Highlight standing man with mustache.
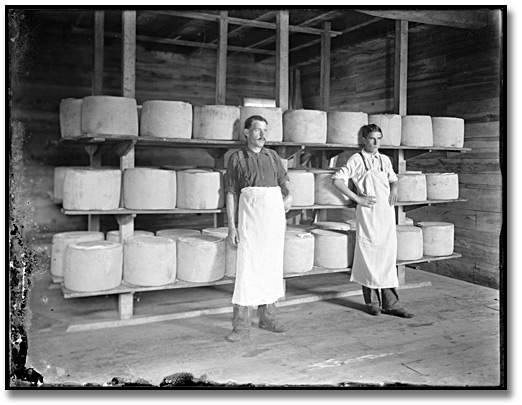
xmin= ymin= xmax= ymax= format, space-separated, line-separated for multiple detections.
xmin=224 ymin=115 xmax=293 ymax=342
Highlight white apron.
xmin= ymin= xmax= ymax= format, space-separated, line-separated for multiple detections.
xmin=350 ymin=161 xmax=398 ymax=288
xmin=232 ymin=186 xmax=286 ymax=306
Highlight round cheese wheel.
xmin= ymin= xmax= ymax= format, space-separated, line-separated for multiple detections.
xmin=308 ymin=169 xmax=350 ymax=205
xmin=64 ymin=241 xmax=122 ymax=292
xmin=106 ymin=230 xmax=154 ymax=242
xmin=62 ymin=168 xmax=121 ymax=210
xmin=53 ymin=166 xmax=88 ymax=203
xmin=156 ymin=229 xmax=201 ymax=241
xmin=432 ymin=117 xmax=465 ymax=148
xmin=202 ymin=227 xmax=237 ymax=277
xmin=239 ymin=107 xmax=283 ymax=142
xmin=288 ymin=169 xmax=315 ymax=206
xmin=123 ymin=168 xmax=177 ymax=209
xmin=140 ymin=100 xmax=192 ymax=139
xmin=313 ymin=222 xmax=356 ymax=267
xmin=177 ymin=235 xmax=225 ymax=282
xmin=123 ymin=236 xmax=176 ymax=286
xmin=314 ymin=221 xmax=352 ymax=231
xmin=397 ymin=172 xmax=427 ymax=202
xmin=327 ymin=111 xmax=368 ymax=145
xmin=368 ymin=114 xmax=402 ymax=146
xmin=81 ymin=96 xmax=139 ymax=136
xmin=51 ymin=231 xmax=105 ymax=279
xmin=401 ymin=115 xmax=433 ymax=147
xmin=192 ymin=105 xmax=240 ymax=140
xmin=283 ymin=109 xmax=327 ymax=143
xmin=176 ymin=169 xmax=224 ymax=209
xmin=311 ymin=229 xmax=349 ymax=269
xmin=425 ymin=173 xmax=459 ymax=200
xmin=283 ymin=230 xmax=314 ymax=274
xmin=417 ymin=222 xmax=454 ymax=256
xmin=396 ymin=225 xmax=423 ymax=261
xmin=59 ymin=98 xmax=83 ymax=138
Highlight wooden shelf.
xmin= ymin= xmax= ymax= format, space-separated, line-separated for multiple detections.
xmin=397 ymin=253 xmax=462 ymax=266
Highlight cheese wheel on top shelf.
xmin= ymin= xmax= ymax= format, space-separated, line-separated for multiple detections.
xmin=396 ymin=225 xmax=423 ymax=261
xmin=368 ymin=114 xmax=402 ymax=146
xmin=397 ymin=172 xmax=427 ymax=202
xmin=81 ymin=96 xmax=138 ymax=136
xmin=106 ymin=230 xmax=154 ymax=242
xmin=283 ymin=229 xmax=314 ymax=275
xmin=202 ymin=227 xmax=237 ymax=277
xmin=177 ymin=235 xmax=225 ymax=282
xmin=425 ymin=173 xmax=459 ymax=200
xmin=193 ymin=105 xmax=240 ymax=140
xmin=62 ymin=168 xmax=121 ymax=210
xmin=401 ymin=115 xmax=433 ymax=147
xmin=417 ymin=222 xmax=454 ymax=257
xmin=239 ymin=107 xmax=283 ymax=142
xmin=123 ymin=168 xmax=177 ymax=209
xmin=59 ymin=98 xmax=83 ymax=138
xmin=327 ymin=111 xmax=368 ymax=145
xmin=176 ymin=169 xmax=224 ymax=209
xmin=432 ymin=117 xmax=465 ymax=148
xmin=140 ymin=100 xmax=192 ymax=139
xmin=283 ymin=109 xmax=327 ymax=143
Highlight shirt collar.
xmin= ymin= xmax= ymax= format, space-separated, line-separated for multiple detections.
xmin=361 ymin=149 xmax=380 ymax=158
xmin=244 ymin=146 xmax=269 ymax=156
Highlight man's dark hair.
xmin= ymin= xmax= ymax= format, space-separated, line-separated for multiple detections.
xmin=244 ymin=115 xmax=268 ymax=130
xmin=361 ymin=123 xmax=383 ymax=138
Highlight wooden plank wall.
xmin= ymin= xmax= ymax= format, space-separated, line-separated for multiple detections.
xmin=300 ymin=14 xmax=503 ymax=289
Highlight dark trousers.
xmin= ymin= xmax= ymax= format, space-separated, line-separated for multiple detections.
xmin=232 ymin=303 xmax=278 ymax=331
xmin=362 ymin=286 xmax=400 ymax=310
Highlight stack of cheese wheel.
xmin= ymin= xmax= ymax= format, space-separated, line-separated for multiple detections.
xmin=59 ymin=98 xmax=83 ymax=138
xmin=140 ymin=100 xmax=192 ymax=139
xmin=176 ymin=169 xmax=224 ymax=209
xmin=53 ymin=166 xmax=85 ymax=203
xmin=193 ymin=105 xmax=240 ymax=140
xmin=64 ymin=241 xmax=123 ymax=292
xmin=288 ymin=169 xmax=315 ymax=206
xmin=283 ymin=109 xmax=327 ymax=143
xmin=62 ymin=168 xmax=121 ymax=210
xmin=327 ymin=111 xmax=368 ymax=145
xmin=123 ymin=236 xmax=176 ymax=286
xmin=397 ymin=171 xmax=427 ymax=202
xmin=396 ymin=225 xmax=423 ymax=261
xmin=368 ymin=114 xmax=402 ymax=146
xmin=81 ymin=96 xmax=139 ymax=136
xmin=417 ymin=222 xmax=454 ymax=256
xmin=106 ymin=230 xmax=154 ymax=242
xmin=311 ymin=229 xmax=349 ymax=269
xmin=123 ymin=168 xmax=177 ymax=209
xmin=156 ymin=229 xmax=201 ymax=241
xmin=283 ymin=229 xmax=314 ymax=275
xmin=401 ymin=115 xmax=433 ymax=147
xmin=432 ymin=117 xmax=465 ymax=148
xmin=239 ymin=107 xmax=283 ymax=142
xmin=314 ymin=221 xmax=355 ymax=267
xmin=308 ymin=169 xmax=350 ymax=205
xmin=51 ymin=231 xmax=105 ymax=281
xmin=202 ymin=227 xmax=237 ymax=277
xmin=425 ymin=173 xmax=459 ymax=200
xmin=177 ymin=235 xmax=225 ymax=282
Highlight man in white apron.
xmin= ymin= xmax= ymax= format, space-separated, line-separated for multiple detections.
xmin=225 ymin=115 xmax=293 ymax=342
xmin=332 ymin=124 xmax=414 ymax=318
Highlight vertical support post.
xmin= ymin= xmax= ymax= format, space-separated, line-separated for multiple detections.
xmin=118 ymin=293 xmax=134 ymax=320
xmin=93 ymin=10 xmax=104 ymax=95
xmin=320 ymin=21 xmax=331 ymax=112
xmin=276 ymin=10 xmax=289 ymax=111
xmin=216 ymin=11 xmax=228 ymax=105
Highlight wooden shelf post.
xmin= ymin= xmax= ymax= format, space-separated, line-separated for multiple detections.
xmin=216 ymin=11 xmax=228 ymax=105
xmin=276 ymin=10 xmax=289 ymax=111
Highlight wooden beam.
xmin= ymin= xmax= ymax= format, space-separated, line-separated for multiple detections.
xmin=394 ymin=20 xmax=408 ymax=116
xmin=216 ymin=11 xmax=228 ymax=105
xmin=92 ymin=10 xmax=104 ymax=95
xmin=210 ymin=11 xmax=276 ymax=44
xmin=122 ymin=10 xmax=136 ymax=98
xmin=320 ymin=21 xmax=331 ymax=111
xmin=276 ymin=10 xmax=289 ymax=111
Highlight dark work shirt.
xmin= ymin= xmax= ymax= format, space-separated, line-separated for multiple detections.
xmin=226 ymin=147 xmax=289 ymax=196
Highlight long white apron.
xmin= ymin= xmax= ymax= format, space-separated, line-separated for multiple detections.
xmin=232 ymin=186 xmax=286 ymax=306
xmin=351 ymin=166 xmax=398 ymax=288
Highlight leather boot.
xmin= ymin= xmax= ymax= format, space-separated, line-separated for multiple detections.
xmin=225 ymin=305 xmax=252 ymax=342
xmin=258 ymin=303 xmax=289 ymax=333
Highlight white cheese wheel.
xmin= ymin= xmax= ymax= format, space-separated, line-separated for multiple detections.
xmin=401 ymin=115 xmax=433 ymax=147
xmin=396 ymin=225 xmax=423 ymax=261
xmin=53 ymin=166 xmax=87 ymax=203
xmin=368 ymin=114 xmax=402 ymax=146
xmin=176 ymin=169 xmax=224 ymax=209
xmin=123 ymin=236 xmax=176 ymax=286
xmin=59 ymin=98 xmax=83 ymax=138
xmin=123 ymin=168 xmax=177 ymax=209
xmin=314 ymin=221 xmax=352 ymax=231
xmin=81 ymin=96 xmax=139 ymax=136
xmin=432 ymin=117 xmax=465 ymax=148
xmin=239 ymin=107 xmax=283 ymax=142
xmin=327 ymin=111 xmax=368 ymax=145
xmin=288 ymin=169 xmax=315 ymax=206
xmin=397 ymin=172 xmax=427 ymax=202
xmin=51 ymin=231 xmax=105 ymax=279
xmin=202 ymin=227 xmax=237 ymax=277
xmin=62 ymin=168 xmax=121 ymax=210
xmin=140 ymin=100 xmax=192 ymax=139
xmin=156 ymin=229 xmax=201 ymax=241
xmin=283 ymin=109 xmax=327 ymax=143
xmin=106 ymin=230 xmax=154 ymax=242
xmin=417 ymin=222 xmax=454 ymax=256
xmin=177 ymin=235 xmax=225 ymax=282
xmin=283 ymin=230 xmax=314 ymax=275
xmin=425 ymin=173 xmax=459 ymax=200
xmin=308 ymin=169 xmax=350 ymax=205
xmin=313 ymin=222 xmax=356 ymax=267
xmin=311 ymin=229 xmax=349 ymax=269
xmin=64 ymin=241 xmax=123 ymax=292
xmin=192 ymin=105 xmax=240 ymax=140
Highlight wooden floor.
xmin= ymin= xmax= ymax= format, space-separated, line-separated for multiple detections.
xmin=25 ymin=265 xmax=501 ymax=388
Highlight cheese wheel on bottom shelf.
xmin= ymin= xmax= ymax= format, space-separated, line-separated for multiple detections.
xmin=62 ymin=168 xmax=121 ymax=210
xmin=156 ymin=229 xmax=201 ymax=241
xmin=311 ymin=229 xmax=349 ymax=269
xmin=177 ymin=235 xmax=225 ymax=282
xmin=425 ymin=173 xmax=459 ymax=200
xmin=313 ymin=222 xmax=355 ymax=267
xmin=396 ymin=225 xmax=423 ymax=261
xmin=283 ymin=229 xmax=315 ymax=275
xmin=202 ymin=227 xmax=237 ymax=277
xmin=81 ymin=95 xmax=139 ymax=136
xmin=106 ymin=230 xmax=154 ymax=242
xmin=417 ymin=222 xmax=454 ymax=257
xmin=64 ymin=241 xmax=123 ymax=292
